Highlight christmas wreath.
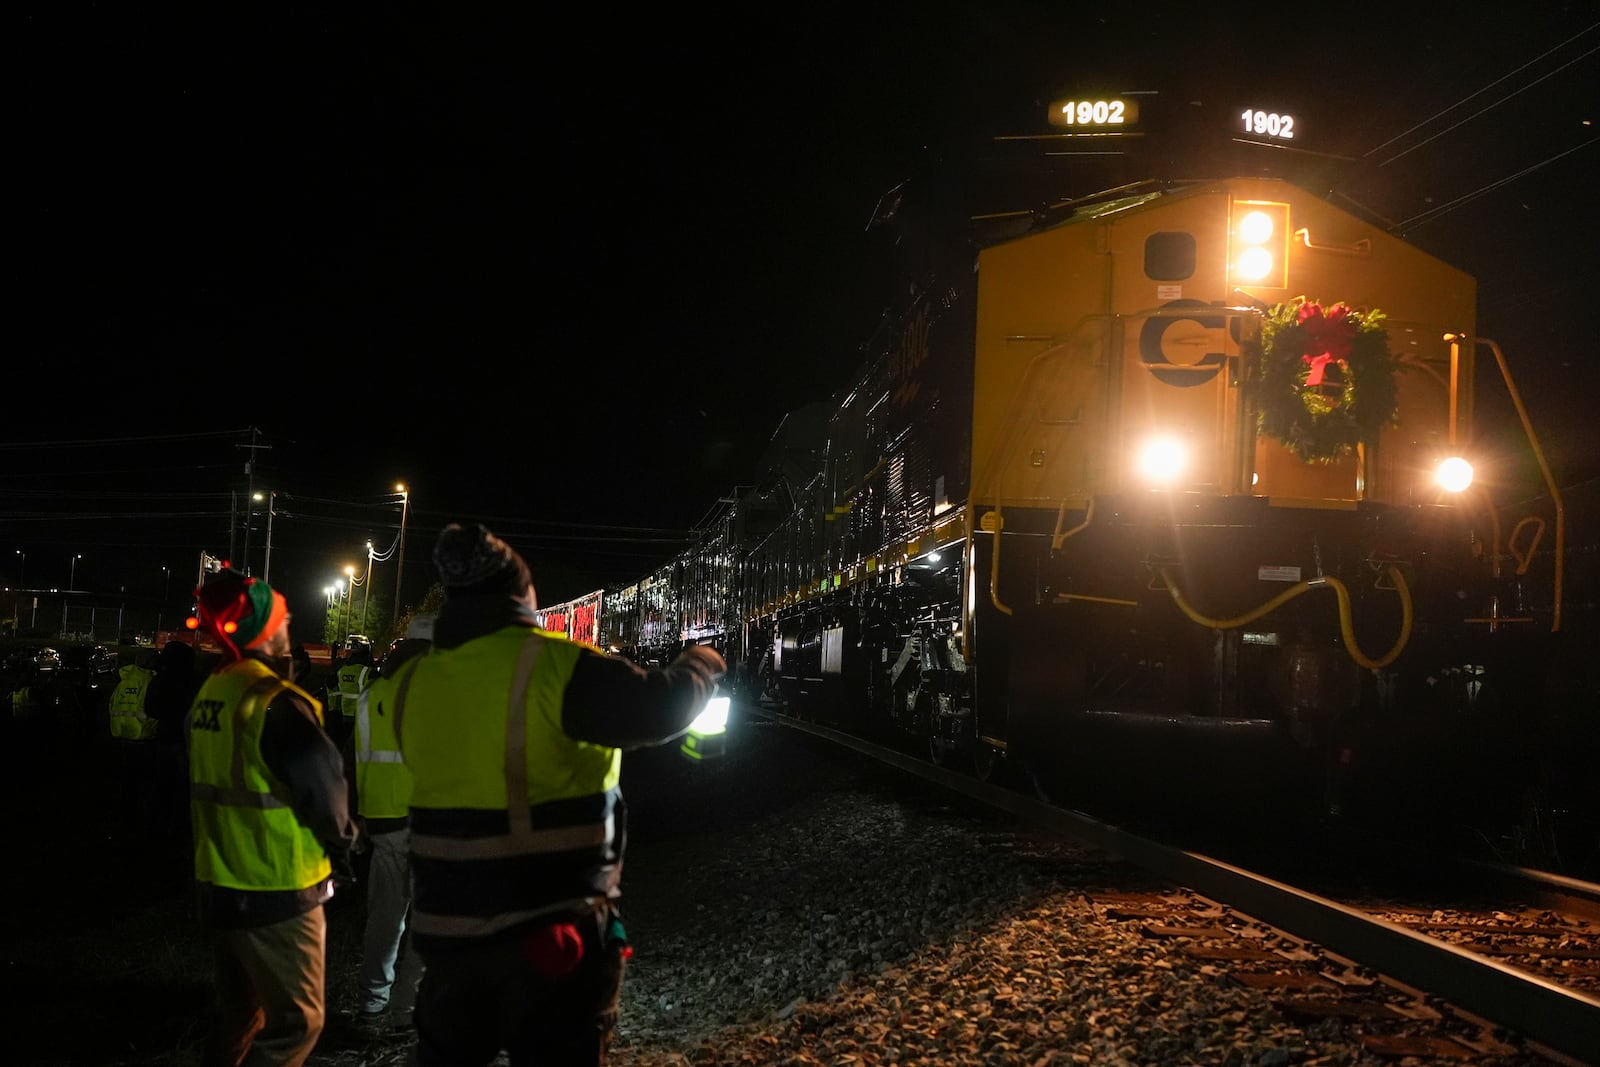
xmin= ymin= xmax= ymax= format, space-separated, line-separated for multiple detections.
xmin=1251 ymin=298 xmax=1399 ymax=463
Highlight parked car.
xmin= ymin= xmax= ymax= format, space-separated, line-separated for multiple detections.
xmin=2 ymin=646 xmax=62 ymax=719
xmin=55 ymin=644 xmax=119 ymax=705
xmin=3 ymin=645 xmax=61 ymax=687
xmin=338 ymin=634 xmax=373 ymax=662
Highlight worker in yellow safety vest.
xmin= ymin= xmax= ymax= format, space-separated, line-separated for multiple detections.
xmin=186 ymin=568 xmax=359 ymax=1066
xmin=347 ymin=614 xmax=435 ymax=1035
xmin=330 ymin=647 xmax=373 ymax=743
xmin=108 ymin=651 xmax=159 ymax=740
xmin=394 ymin=523 xmax=725 ymax=1066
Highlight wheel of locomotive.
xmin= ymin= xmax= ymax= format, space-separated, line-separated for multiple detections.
xmin=925 ymin=689 xmax=963 ymax=769
xmin=972 ymin=739 xmax=1009 ymax=786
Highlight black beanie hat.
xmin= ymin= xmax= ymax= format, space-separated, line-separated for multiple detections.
xmin=433 ymin=523 xmax=535 ymax=600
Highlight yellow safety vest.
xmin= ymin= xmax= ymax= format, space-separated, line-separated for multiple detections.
xmin=11 ymin=686 xmax=39 ymax=718
xmin=109 ymin=664 xmax=158 ymax=740
xmin=355 ymin=672 xmax=412 ymax=820
xmin=396 ymin=627 xmax=617 ymax=941
xmin=188 ymin=658 xmax=333 ymax=892
xmin=336 ymin=662 xmax=369 ymax=720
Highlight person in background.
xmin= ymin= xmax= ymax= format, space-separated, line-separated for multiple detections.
xmin=289 ymin=643 xmax=315 ymax=691
xmin=350 ymin=614 xmax=436 ymax=1036
xmin=395 ymin=523 xmax=726 ymax=1067
xmin=186 ymin=568 xmax=359 ymax=1067
xmin=331 ymin=645 xmax=373 ymax=746
xmin=107 ymin=649 xmax=160 ymax=838
xmin=146 ymin=639 xmax=201 ymax=845
xmin=109 ymin=649 xmax=159 ymax=740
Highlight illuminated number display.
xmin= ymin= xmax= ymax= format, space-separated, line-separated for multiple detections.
xmin=1240 ymin=109 xmax=1295 ymax=139
xmin=1048 ymin=98 xmax=1139 ymax=128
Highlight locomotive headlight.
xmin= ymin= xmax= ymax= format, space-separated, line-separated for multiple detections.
xmin=1238 ymin=210 xmax=1275 ymax=243
xmin=1230 ymin=199 xmax=1290 ymax=288
xmin=1435 ymin=456 xmax=1474 ymax=493
xmin=1135 ymin=435 xmax=1189 ymax=484
xmin=1235 ymin=247 xmax=1274 ymax=281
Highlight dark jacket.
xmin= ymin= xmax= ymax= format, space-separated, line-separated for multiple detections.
xmin=146 ymin=642 xmax=200 ymax=749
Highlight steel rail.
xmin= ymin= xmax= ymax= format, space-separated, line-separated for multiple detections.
xmin=752 ymin=708 xmax=1600 ymax=1065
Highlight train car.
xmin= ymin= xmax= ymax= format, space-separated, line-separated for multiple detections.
xmin=577 ymin=101 xmax=1582 ymax=855
xmin=532 ymin=588 xmax=603 ymax=648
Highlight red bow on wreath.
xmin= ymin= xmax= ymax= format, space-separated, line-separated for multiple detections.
xmin=1297 ymin=301 xmax=1356 ymax=388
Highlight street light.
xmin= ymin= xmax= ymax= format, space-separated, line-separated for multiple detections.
xmin=394 ymin=483 xmax=410 ymax=614
xmin=14 ymin=550 xmax=24 ymax=587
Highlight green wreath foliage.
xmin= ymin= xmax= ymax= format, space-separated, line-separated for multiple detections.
xmin=1250 ymin=298 xmax=1399 ymax=463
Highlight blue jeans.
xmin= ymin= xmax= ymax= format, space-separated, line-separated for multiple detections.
xmin=359 ymin=828 xmax=423 ymax=1015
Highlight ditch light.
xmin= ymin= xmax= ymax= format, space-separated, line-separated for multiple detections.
xmin=679 ymin=694 xmax=730 ymax=762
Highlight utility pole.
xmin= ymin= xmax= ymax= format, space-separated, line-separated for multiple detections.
xmin=361 ymin=541 xmax=373 ymax=634
xmin=394 ymin=484 xmax=409 ymax=614
xmin=236 ymin=427 xmax=271 ymax=575
xmin=255 ymin=490 xmax=278 ymax=582
xmin=343 ymin=566 xmax=356 ymax=643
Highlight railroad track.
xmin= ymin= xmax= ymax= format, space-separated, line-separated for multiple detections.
xmin=746 ymin=705 xmax=1600 ymax=1065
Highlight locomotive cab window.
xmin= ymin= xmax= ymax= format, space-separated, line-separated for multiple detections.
xmin=1144 ymin=232 xmax=1196 ymax=281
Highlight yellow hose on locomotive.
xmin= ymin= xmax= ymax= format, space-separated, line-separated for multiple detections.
xmin=1158 ymin=564 xmax=1414 ymax=670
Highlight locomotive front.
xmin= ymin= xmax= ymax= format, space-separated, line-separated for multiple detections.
xmin=972 ymin=178 xmax=1557 ymax=829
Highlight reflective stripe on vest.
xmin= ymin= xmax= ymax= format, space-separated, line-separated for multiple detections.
xmin=355 ymin=673 xmax=412 ymax=820
xmin=188 ymin=659 xmax=333 ymax=892
xmin=395 ymin=628 xmax=619 ymax=939
xmin=109 ymin=664 xmax=158 ymax=740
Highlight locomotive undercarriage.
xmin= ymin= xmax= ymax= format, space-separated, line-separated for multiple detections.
xmin=984 ymin=493 xmax=1551 ymax=835
xmin=757 ymin=489 xmax=1551 ymax=842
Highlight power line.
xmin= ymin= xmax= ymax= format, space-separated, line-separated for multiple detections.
xmin=1364 ymin=23 xmax=1599 ymax=161
xmin=0 ymin=428 xmax=251 ymax=450
xmin=1378 ymin=45 xmax=1599 ymax=168
xmin=1393 ymin=137 xmax=1598 ymax=231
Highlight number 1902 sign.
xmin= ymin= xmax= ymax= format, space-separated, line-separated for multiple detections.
xmin=1240 ymin=108 xmax=1295 ymax=140
xmin=1048 ymin=97 xmax=1139 ymax=129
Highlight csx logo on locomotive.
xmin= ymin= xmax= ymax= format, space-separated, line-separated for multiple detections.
xmin=1137 ymin=298 xmax=1229 ymax=387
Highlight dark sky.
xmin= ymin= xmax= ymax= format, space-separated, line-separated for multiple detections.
xmin=9 ymin=5 xmax=1599 ymax=620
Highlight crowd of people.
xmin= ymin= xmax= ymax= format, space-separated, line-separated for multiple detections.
xmin=20 ymin=522 xmax=728 ymax=1067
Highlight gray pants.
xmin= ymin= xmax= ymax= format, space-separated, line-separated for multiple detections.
xmin=359 ymin=827 xmax=424 ymax=1015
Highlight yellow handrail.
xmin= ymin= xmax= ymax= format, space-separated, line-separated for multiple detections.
xmin=988 ymin=510 xmax=1012 ymax=616
xmin=1448 ymin=335 xmax=1563 ymax=632
xmin=1158 ymin=564 xmax=1414 ymax=670
xmin=1508 ymin=516 xmax=1546 ymax=577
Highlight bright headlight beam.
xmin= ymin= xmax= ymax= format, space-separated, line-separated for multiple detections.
xmin=1136 ymin=436 xmax=1188 ymax=483
xmin=1436 ymin=456 xmax=1474 ymax=493
xmin=1239 ymin=210 xmax=1275 ymax=243
xmin=1236 ymin=247 xmax=1273 ymax=281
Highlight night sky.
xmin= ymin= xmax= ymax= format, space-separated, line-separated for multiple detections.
xmin=10 ymin=5 xmax=1599 ymax=624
